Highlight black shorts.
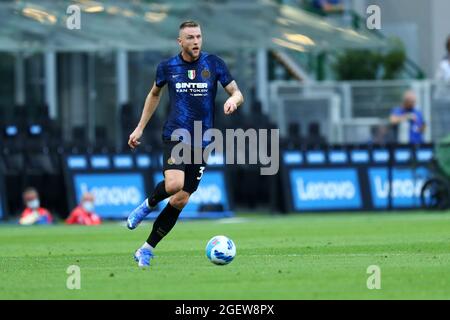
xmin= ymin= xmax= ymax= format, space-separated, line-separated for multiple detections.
xmin=162 ymin=140 xmax=209 ymax=194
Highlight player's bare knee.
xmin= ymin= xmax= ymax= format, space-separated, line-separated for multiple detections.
xmin=170 ymin=193 xmax=190 ymax=209
xmin=165 ymin=180 xmax=184 ymax=195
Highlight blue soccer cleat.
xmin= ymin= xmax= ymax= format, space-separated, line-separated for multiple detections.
xmin=127 ymin=200 xmax=152 ymax=230
xmin=134 ymin=248 xmax=154 ymax=267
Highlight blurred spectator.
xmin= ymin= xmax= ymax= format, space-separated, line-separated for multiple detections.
xmin=66 ymin=193 xmax=101 ymax=226
xmin=19 ymin=187 xmax=53 ymax=225
xmin=389 ymin=91 xmax=425 ymax=144
xmin=312 ymin=0 xmax=344 ymax=14
xmin=435 ymin=35 xmax=450 ymax=82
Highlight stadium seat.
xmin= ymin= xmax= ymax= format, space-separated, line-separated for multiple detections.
xmin=304 ymin=122 xmax=327 ymax=147
xmin=93 ymin=126 xmax=112 ymax=153
xmin=13 ymin=105 xmax=27 ymax=128
xmin=69 ymin=126 xmax=89 ymax=153
xmin=286 ymin=122 xmax=303 ymax=149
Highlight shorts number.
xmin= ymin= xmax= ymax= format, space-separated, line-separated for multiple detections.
xmin=197 ymin=166 xmax=205 ymax=180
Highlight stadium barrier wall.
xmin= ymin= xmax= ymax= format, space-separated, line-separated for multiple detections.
xmin=281 ymin=145 xmax=434 ymax=212
xmin=270 ymin=80 xmax=450 ymax=144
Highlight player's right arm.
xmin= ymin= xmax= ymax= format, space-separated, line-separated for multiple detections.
xmin=389 ymin=112 xmax=416 ymax=125
xmin=389 ymin=113 xmax=405 ymax=124
xmin=128 ymin=83 xmax=163 ymax=149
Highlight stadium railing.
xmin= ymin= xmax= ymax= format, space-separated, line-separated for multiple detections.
xmin=270 ymin=80 xmax=450 ymax=144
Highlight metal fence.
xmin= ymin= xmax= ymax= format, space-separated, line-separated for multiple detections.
xmin=269 ymin=80 xmax=450 ymax=144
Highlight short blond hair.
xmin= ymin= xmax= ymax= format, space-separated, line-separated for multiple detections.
xmin=179 ymin=20 xmax=200 ymax=30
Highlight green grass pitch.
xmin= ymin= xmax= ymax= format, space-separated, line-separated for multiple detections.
xmin=0 ymin=211 xmax=449 ymax=299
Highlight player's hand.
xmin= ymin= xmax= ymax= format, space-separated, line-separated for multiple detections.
xmin=224 ymin=99 xmax=237 ymax=115
xmin=128 ymin=128 xmax=143 ymax=149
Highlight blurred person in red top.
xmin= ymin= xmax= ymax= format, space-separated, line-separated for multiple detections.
xmin=66 ymin=192 xmax=101 ymax=225
xmin=19 ymin=187 xmax=53 ymax=225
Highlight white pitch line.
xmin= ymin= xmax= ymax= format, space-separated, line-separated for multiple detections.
xmin=216 ymin=217 xmax=252 ymax=224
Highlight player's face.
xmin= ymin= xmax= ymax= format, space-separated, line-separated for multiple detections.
xmin=23 ymin=191 xmax=38 ymax=203
xmin=178 ymin=27 xmax=202 ymax=60
xmin=403 ymin=95 xmax=416 ymax=110
xmin=23 ymin=191 xmax=40 ymax=209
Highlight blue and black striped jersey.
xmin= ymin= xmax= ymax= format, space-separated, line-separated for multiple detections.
xmin=155 ymin=51 xmax=233 ymax=147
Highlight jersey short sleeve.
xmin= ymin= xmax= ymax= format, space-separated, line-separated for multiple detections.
xmin=155 ymin=62 xmax=167 ymax=88
xmin=215 ymin=57 xmax=234 ymax=88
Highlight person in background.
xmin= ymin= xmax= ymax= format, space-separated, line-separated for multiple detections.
xmin=436 ymin=35 xmax=450 ymax=83
xmin=389 ymin=90 xmax=426 ymax=144
xmin=434 ymin=35 xmax=450 ymax=100
xmin=66 ymin=192 xmax=101 ymax=225
xmin=19 ymin=187 xmax=53 ymax=225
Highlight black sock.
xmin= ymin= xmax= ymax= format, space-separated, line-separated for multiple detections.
xmin=148 ymin=181 xmax=170 ymax=207
xmin=147 ymin=203 xmax=182 ymax=248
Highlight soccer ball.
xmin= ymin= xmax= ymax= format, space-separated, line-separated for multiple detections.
xmin=205 ymin=235 xmax=236 ymax=265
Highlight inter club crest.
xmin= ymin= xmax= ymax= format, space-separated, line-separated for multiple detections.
xmin=201 ymin=68 xmax=210 ymax=79
xmin=187 ymin=70 xmax=196 ymax=80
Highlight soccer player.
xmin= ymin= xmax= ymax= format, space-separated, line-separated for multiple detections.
xmin=126 ymin=20 xmax=244 ymax=267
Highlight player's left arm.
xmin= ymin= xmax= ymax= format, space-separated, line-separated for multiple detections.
xmin=223 ymin=80 xmax=244 ymax=115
